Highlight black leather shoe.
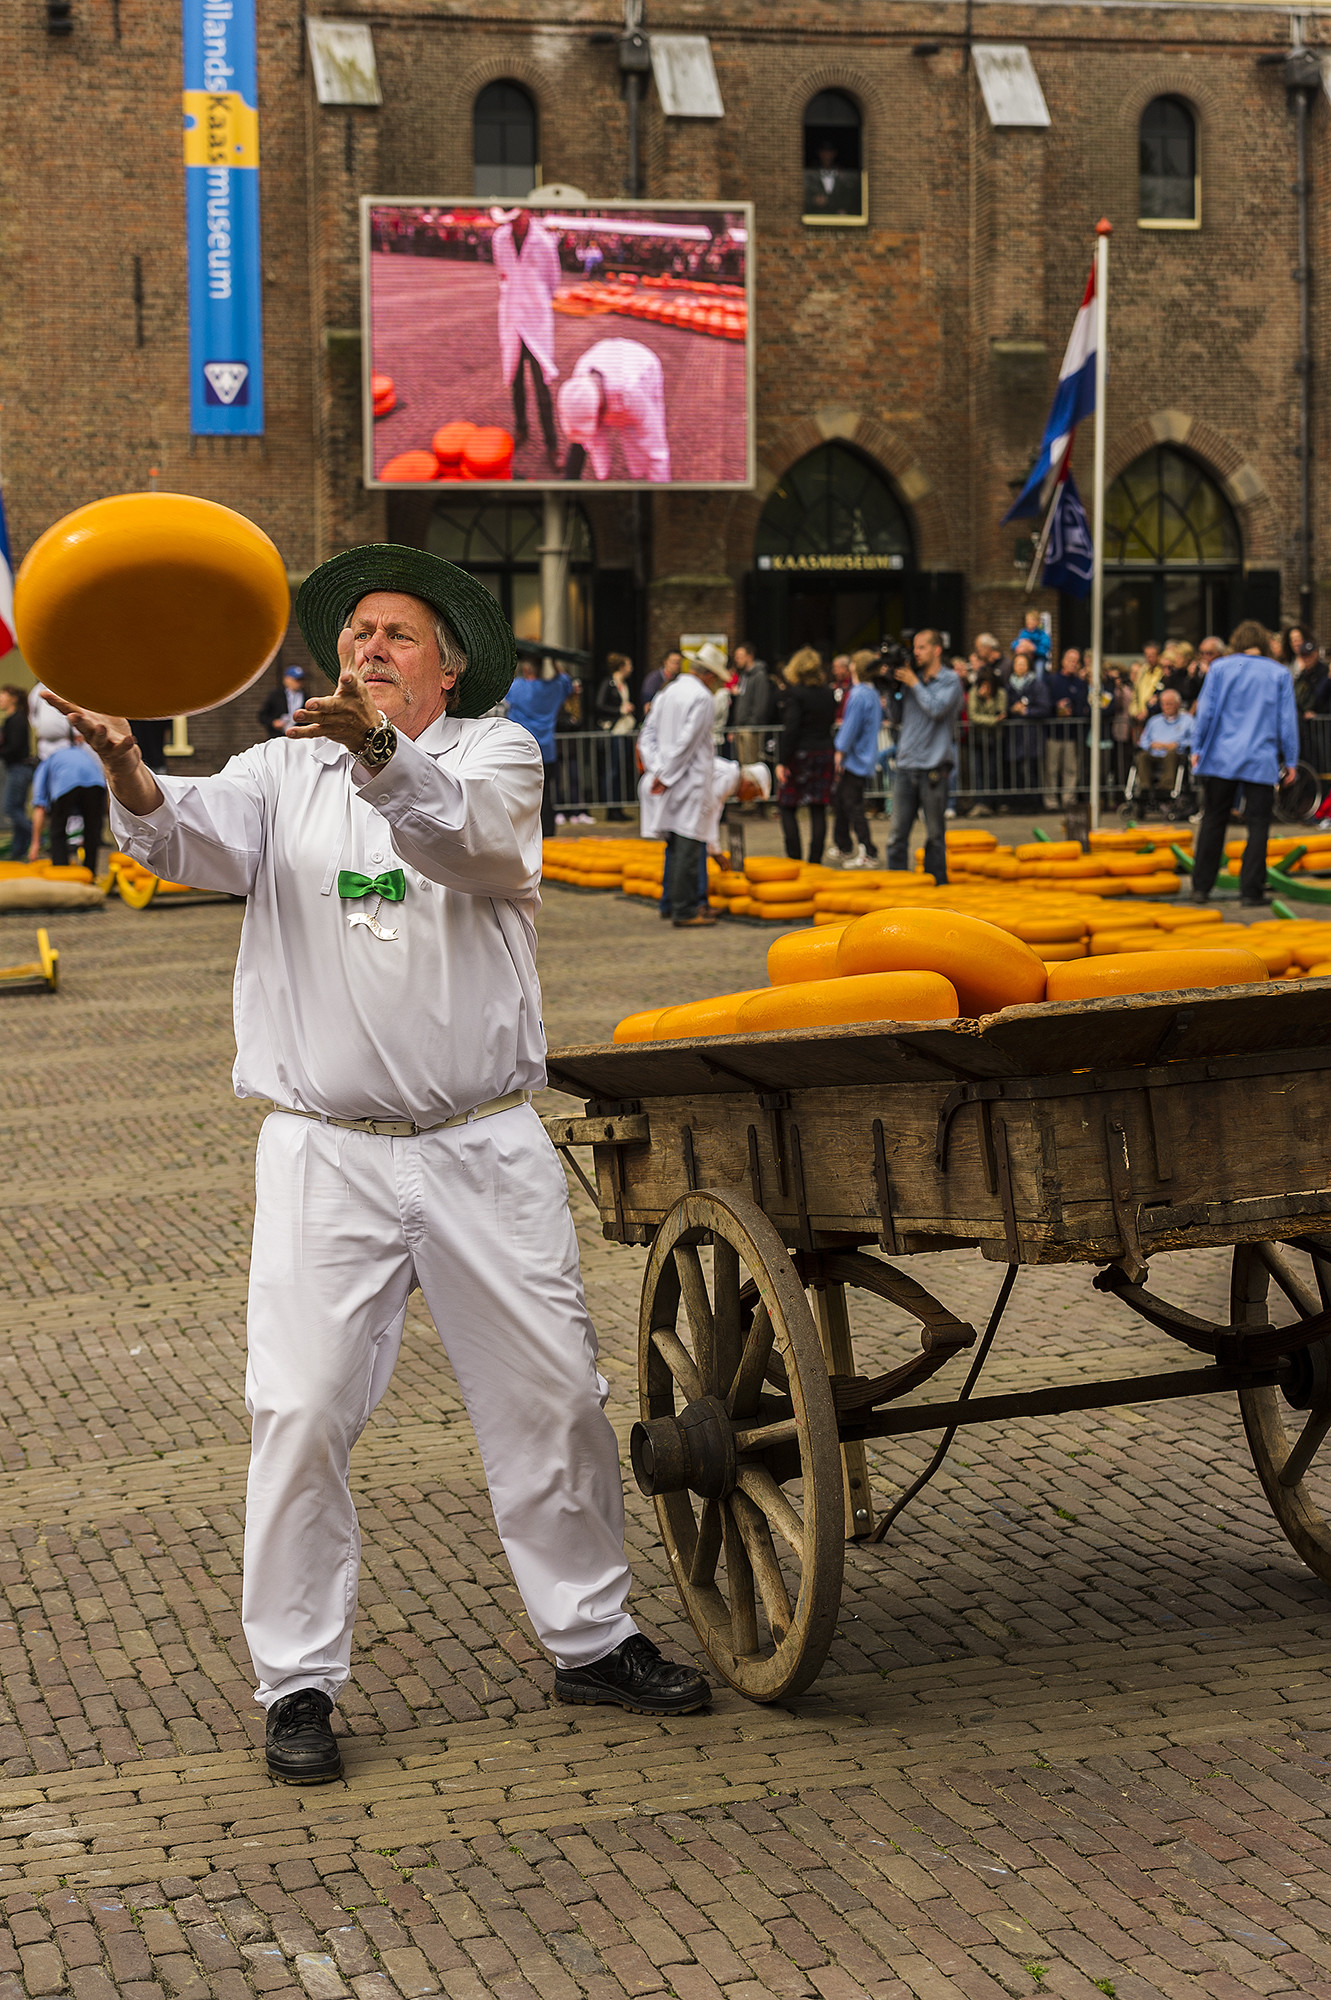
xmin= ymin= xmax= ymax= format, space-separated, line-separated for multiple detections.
xmin=554 ymin=1635 xmax=711 ymax=1715
xmin=265 ymin=1688 xmax=343 ymax=1783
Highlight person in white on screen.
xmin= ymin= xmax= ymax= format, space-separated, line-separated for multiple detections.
xmin=491 ymin=209 xmax=562 ymax=462
xmin=556 ymin=337 xmax=671 ymax=483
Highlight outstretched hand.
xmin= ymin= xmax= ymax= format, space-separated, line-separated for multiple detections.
xmin=39 ymin=693 xmax=139 ymax=773
xmin=287 ymin=665 xmax=380 ymax=751
xmin=38 ymin=693 xmax=162 ymax=816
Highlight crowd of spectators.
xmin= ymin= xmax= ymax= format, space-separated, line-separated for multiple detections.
xmin=372 ymin=208 xmax=745 ymax=285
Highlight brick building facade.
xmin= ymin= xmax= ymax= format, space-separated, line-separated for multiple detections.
xmin=2 ymin=0 xmax=1326 ymax=771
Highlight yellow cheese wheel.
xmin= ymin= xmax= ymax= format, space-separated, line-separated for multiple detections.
xmin=835 ymin=907 xmax=1046 ymax=1016
xmin=756 ymin=899 xmax=817 ymax=920
xmin=1090 ymin=930 xmax=1164 ymax=955
xmin=654 ymin=991 xmax=767 ymax=1039
xmin=751 ymin=878 xmax=820 ymax=904
xmin=727 ymin=896 xmax=753 ymax=915
xmin=1015 ymin=841 xmax=1082 ymax=862
xmin=766 ymin=921 xmax=854 ymax=985
xmin=737 ymin=970 xmax=959 ymax=1033
xmin=1040 ymin=858 xmax=1109 ymax=879
xmin=1037 ymin=940 xmax=1088 ymax=961
xmin=612 ymin=1008 xmax=671 ymax=1043
xmin=744 ymin=857 xmax=802 ymax=883
xmin=999 ymin=917 xmax=1087 ymax=944
xmin=1304 ymin=961 xmax=1331 ymax=977
xmin=1044 ymin=947 xmax=1268 ymax=1003
xmin=1125 ymin=873 xmax=1181 ymax=895
xmin=1152 ymin=907 xmax=1225 ymax=929
xmin=715 ymin=872 xmax=747 ymax=896
xmin=1089 ymin=828 xmax=1160 ymax=850
xmin=1101 ymin=853 xmax=1170 ymax=876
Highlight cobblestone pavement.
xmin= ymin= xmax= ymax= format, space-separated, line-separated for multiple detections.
xmin=3 ymin=889 xmax=1331 ymax=2000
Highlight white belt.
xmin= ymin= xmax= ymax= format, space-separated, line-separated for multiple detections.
xmin=269 ymin=1088 xmax=532 ymax=1139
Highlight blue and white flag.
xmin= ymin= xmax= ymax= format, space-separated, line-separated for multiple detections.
xmin=1041 ymin=472 xmax=1094 ymax=598
xmin=1002 ymin=263 xmax=1097 ymax=522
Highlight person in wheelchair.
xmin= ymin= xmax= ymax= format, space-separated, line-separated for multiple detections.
xmin=1132 ymin=689 xmax=1194 ymax=818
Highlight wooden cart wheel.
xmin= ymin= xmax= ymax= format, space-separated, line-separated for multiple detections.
xmin=1234 ymin=1235 xmax=1331 ymax=1582
xmin=633 ymin=1188 xmax=844 ymax=1702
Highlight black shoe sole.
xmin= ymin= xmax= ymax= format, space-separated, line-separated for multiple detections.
xmin=266 ymin=1755 xmax=344 ymax=1784
xmin=554 ymin=1680 xmax=711 ymax=1716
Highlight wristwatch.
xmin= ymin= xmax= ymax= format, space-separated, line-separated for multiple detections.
xmin=359 ymin=712 xmax=397 ymax=772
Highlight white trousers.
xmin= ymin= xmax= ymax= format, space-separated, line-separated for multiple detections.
xmin=242 ymin=1105 xmax=637 ymax=1707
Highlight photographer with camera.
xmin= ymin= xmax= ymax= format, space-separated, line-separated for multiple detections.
xmin=883 ymin=628 xmax=964 ymax=885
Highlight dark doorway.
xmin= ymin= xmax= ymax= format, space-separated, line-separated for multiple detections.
xmin=748 ymin=441 xmax=961 ymax=662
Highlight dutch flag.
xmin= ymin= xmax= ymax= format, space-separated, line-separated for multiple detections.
xmin=0 ymin=489 xmax=12 ymax=658
xmin=1003 ymin=261 xmax=1098 ymax=522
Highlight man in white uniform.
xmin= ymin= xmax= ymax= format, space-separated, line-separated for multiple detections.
xmin=639 ymin=644 xmax=729 ymax=927
xmin=492 ymin=210 xmax=562 ymax=462
xmin=557 ymin=337 xmax=671 ymax=483
xmin=51 ymin=544 xmax=709 ymax=1783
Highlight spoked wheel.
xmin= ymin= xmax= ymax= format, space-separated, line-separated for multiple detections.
xmin=1235 ymin=1235 xmax=1331 ymax=1581
xmin=633 ymin=1189 xmax=844 ymax=1702
xmin=1274 ymin=762 xmax=1324 ymax=824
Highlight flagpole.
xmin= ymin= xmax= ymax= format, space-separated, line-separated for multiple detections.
xmin=1088 ymin=219 xmax=1111 ymax=831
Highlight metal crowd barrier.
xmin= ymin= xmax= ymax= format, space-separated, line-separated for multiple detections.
xmin=541 ymin=717 xmax=1331 ymax=821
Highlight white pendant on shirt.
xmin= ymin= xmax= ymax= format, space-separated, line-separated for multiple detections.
xmin=347 ymin=896 xmax=399 ymax=942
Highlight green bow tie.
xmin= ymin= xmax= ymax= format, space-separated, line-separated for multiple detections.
xmin=338 ymin=869 xmax=406 ymax=903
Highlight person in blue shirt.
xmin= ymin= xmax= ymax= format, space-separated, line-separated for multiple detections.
xmin=29 ymin=734 xmax=108 ymax=874
xmin=1190 ymin=621 xmax=1300 ymax=906
xmin=504 ymin=661 xmax=573 ymax=836
xmin=886 ymin=629 xmax=965 ymax=884
xmin=1134 ymin=688 xmax=1194 ymax=816
xmin=1012 ymin=613 xmax=1051 ymax=672
xmin=832 ymin=656 xmax=883 ymax=865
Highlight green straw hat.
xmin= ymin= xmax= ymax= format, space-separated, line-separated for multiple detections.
xmin=295 ymin=544 xmax=517 ymax=719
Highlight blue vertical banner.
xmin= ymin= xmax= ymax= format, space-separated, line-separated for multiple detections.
xmin=182 ymin=0 xmax=264 ymax=435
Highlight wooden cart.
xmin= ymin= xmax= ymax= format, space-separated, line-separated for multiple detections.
xmin=544 ymin=981 xmax=1331 ymax=1702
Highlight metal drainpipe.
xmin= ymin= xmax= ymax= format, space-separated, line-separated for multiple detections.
xmin=1285 ymin=38 xmax=1321 ymax=627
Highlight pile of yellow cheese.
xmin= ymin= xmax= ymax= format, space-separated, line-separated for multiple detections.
xmin=612 ymin=887 xmax=1317 ymax=1041
xmin=542 ymin=837 xmax=665 ymax=890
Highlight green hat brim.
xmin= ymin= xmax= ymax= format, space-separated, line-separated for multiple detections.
xmin=295 ymin=544 xmax=517 ymax=719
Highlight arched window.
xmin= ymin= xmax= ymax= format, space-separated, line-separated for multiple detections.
xmin=1139 ymin=95 xmax=1197 ymax=227
xmin=428 ymin=501 xmax=592 ymax=648
xmin=473 ymin=81 xmax=539 ymax=200
xmin=802 ymin=90 xmax=865 ymax=225
xmin=757 ymin=442 xmax=911 ymax=564
xmin=1102 ymin=446 xmax=1240 ymax=651
xmin=753 ymin=443 xmax=916 ymax=657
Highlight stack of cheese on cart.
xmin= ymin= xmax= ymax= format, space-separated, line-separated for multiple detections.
xmin=613 ymin=826 xmax=1329 ymax=1041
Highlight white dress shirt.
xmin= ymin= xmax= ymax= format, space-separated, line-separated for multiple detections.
xmin=492 ymin=219 xmax=562 ymax=385
xmin=109 ymin=715 xmax=547 ymax=1123
xmin=563 ymin=338 xmax=671 ymax=483
xmin=638 ymin=674 xmax=716 ymax=843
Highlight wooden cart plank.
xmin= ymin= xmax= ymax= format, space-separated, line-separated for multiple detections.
xmin=972 ymin=978 xmax=1331 ymax=1074
xmin=543 ymin=1021 xmax=1021 ymax=1103
xmin=546 ymin=981 xmax=1331 ymax=1109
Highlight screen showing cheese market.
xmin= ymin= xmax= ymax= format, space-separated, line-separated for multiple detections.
xmin=362 ymin=199 xmax=753 ymax=491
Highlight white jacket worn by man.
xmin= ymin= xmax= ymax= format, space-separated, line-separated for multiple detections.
xmin=75 ymin=543 xmax=710 ymax=1786
xmin=557 ymin=337 xmax=671 ymax=482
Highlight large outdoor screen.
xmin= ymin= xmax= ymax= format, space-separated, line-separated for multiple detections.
xmin=361 ymin=198 xmax=754 ymax=491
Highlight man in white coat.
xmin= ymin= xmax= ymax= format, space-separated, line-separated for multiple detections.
xmin=557 ymin=337 xmax=671 ymax=483
xmin=50 ymin=544 xmax=709 ymax=1785
xmin=639 ymin=643 xmax=730 ymax=927
xmin=492 ymin=210 xmax=562 ymax=461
